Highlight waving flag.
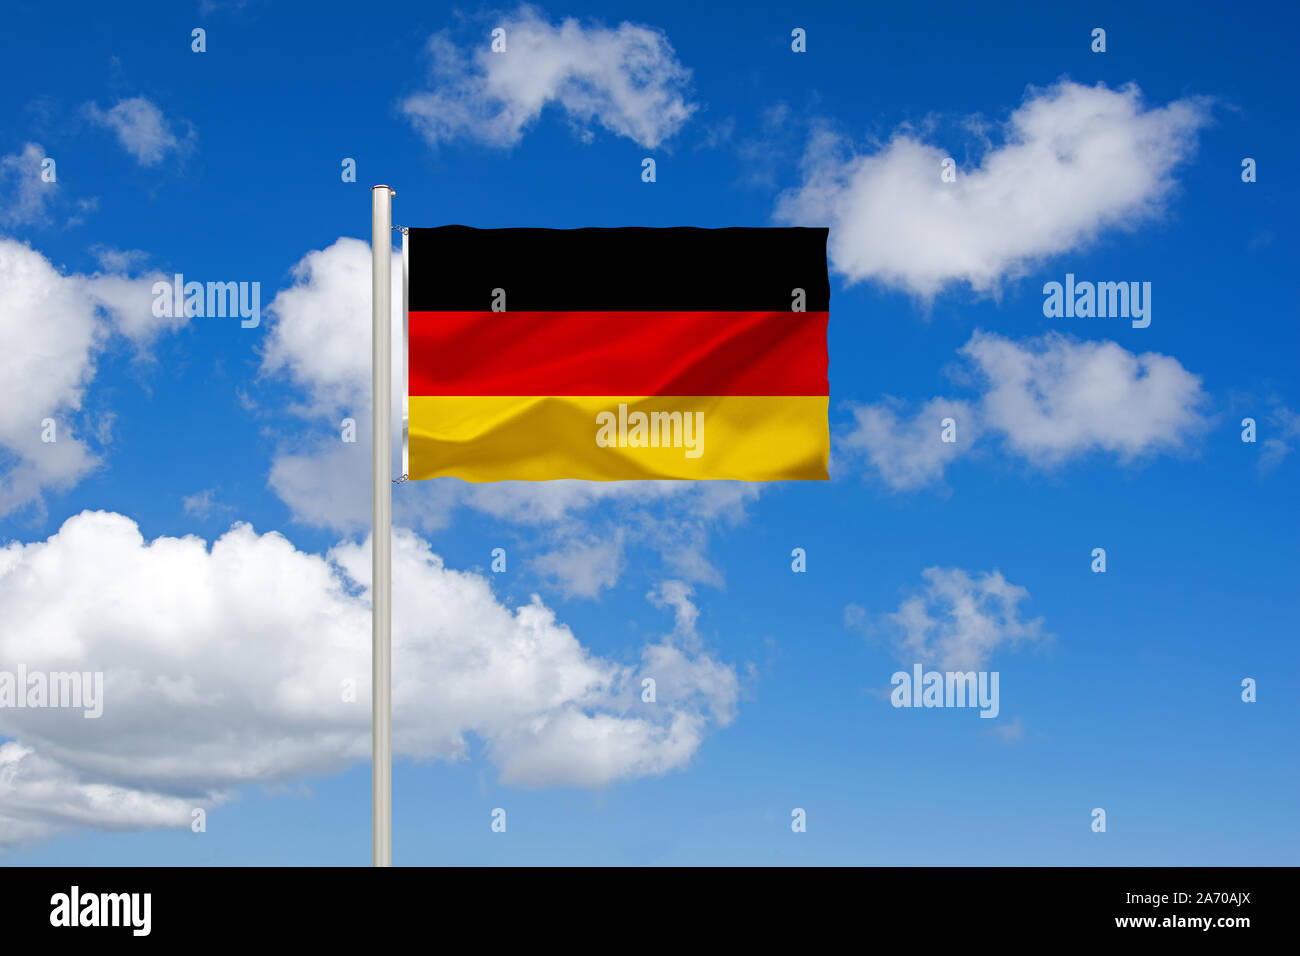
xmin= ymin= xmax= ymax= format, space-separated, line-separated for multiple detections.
xmin=404 ymin=226 xmax=829 ymax=482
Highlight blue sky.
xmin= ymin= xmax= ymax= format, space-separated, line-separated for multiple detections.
xmin=0 ymin=0 xmax=1297 ymax=864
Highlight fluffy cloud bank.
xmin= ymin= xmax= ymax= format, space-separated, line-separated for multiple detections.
xmin=776 ymin=80 xmax=1211 ymax=298
xmin=0 ymin=239 xmax=184 ymax=517
xmin=0 ymin=511 xmax=739 ymax=846
xmin=841 ymin=331 xmax=1211 ymax=490
xmin=402 ymin=5 xmax=696 ymax=149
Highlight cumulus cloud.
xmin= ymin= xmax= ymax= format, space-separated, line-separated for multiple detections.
xmin=259 ymin=236 xmax=758 ymax=587
xmin=0 ymin=511 xmax=740 ymax=845
xmin=402 ymin=5 xmax=696 ymax=149
xmin=261 ymin=237 xmax=397 ymax=417
xmin=840 ymin=331 xmax=1210 ymax=490
xmin=0 ymin=238 xmax=184 ymax=517
xmin=84 ymin=96 xmax=194 ymax=166
xmin=848 ymin=567 xmax=1048 ymax=671
xmin=963 ymin=331 xmax=1210 ymax=465
xmin=775 ymin=80 xmax=1211 ymax=298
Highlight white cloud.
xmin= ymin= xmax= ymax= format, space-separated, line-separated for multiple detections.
xmin=849 ymin=567 xmax=1048 ymax=671
xmin=531 ymin=532 xmax=625 ymax=599
xmin=775 ymin=80 xmax=1211 ymax=298
xmin=0 ymin=742 xmax=198 ymax=847
xmin=0 ymin=143 xmax=58 ymax=226
xmin=839 ymin=397 xmax=977 ymax=491
xmin=648 ymin=579 xmax=700 ymax=645
xmin=962 ymin=331 xmax=1210 ymax=466
xmin=84 ymin=96 xmax=194 ymax=166
xmin=80 ymin=269 xmax=186 ymax=346
xmin=260 ymin=237 xmax=393 ymax=417
xmin=0 ymin=238 xmax=183 ymax=517
xmin=0 ymin=511 xmax=740 ymax=845
xmin=89 ymin=245 xmax=148 ymax=273
xmin=267 ymin=433 xmax=384 ymax=530
xmin=402 ymin=5 xmax=696 ymax=149
xmin=841 ymin=332 xmax=1210 ymax=490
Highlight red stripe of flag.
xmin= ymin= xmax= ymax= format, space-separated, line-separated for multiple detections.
xmin=409 ymin=310 xmax=828 ymax=396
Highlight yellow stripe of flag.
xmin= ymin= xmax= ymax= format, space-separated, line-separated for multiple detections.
xmin=408 ymin=395 xmax=829 ymax=482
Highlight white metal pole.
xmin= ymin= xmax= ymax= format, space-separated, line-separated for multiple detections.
xmin=371 ymin=184 xmax=394 ymax=867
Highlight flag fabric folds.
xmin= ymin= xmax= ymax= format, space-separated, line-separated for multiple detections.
xmin=404 ymin=226 xmax=829 ymax=482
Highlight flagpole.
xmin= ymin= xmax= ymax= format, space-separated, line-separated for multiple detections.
xmin=370 ymin=184 xmax=394 ymax=867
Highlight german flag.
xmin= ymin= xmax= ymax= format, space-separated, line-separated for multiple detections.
xmin=404 ymin=226 xmax=829 ymax=482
